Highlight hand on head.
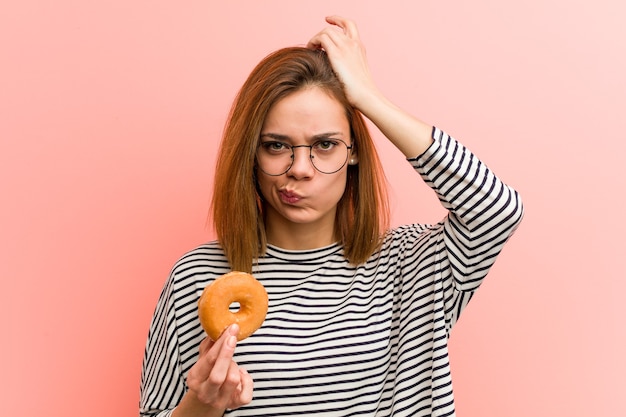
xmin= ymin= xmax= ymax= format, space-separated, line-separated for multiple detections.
xmin=307 ymin=16 xmax=381 ymax=111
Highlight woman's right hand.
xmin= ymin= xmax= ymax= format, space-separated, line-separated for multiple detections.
xmin=173 ymin=324 xmax=254 ymax=417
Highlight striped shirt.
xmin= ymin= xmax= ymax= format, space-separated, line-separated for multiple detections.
xmin=140 ymin=128 xmax=524 ymax=416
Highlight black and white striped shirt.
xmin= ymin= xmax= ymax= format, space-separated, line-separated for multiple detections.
xmin=140 ymin=128 xmax=524 ymax=416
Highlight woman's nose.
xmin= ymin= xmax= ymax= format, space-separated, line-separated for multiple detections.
xmin=287 ymin=146 xmax=315 ymax=178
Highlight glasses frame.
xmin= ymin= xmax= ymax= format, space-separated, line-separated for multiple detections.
xmin=256 ymin=139 xmax=353 ymax=176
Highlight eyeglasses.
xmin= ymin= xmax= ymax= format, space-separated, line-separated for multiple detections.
xmin=256 ymin=138 xmax=352 ymax=176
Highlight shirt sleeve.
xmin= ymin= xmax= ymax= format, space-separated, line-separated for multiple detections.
xmin=409 ymin=127 xmax=524 ymax=330
xmin=139 ymin=271 xmax=186 ymax=417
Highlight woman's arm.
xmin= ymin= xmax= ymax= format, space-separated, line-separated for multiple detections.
xmin=412 ymin=128 xmax=524 ymax=329
xmin=309 ymin=16 xmax=523 ymax=330
xmin=140 ymin=268 xmax=252 ymax=417
xmin=307 ymin=15 xmax=434 ymax=159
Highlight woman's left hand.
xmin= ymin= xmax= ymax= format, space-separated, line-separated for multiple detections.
xmin=309 ymin=15 xmax=434 ymax=158
xmin=307 ymin=15 xmax=381 ymax=112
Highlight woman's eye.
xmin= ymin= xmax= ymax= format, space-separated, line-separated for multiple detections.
xmin=314 ymin=140 xmax=336 ymax=151
xmin=262 ymin=141 xmax=288 ymax=152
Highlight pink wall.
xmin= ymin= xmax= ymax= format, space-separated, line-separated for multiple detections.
xmin=2 ymin=1 xmax=624 ymax=416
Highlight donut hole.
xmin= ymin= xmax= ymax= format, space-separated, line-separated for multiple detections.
xmin=229 ymin=301 xmax=241 ymax=312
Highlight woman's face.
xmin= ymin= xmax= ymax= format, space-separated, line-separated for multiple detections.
xmin=257 ymin=86 xmax=355 ymax=248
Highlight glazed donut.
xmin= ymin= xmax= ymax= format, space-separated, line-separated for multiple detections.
xmin=198 ymin=271 xmax=268 ymax=341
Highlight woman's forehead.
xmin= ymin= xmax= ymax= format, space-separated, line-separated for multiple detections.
xmin=261 ymin=88 xmax=350 ymax=139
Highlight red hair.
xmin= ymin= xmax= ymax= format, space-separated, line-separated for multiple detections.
xmin=211 ymin=47 xmax=389 ymax=272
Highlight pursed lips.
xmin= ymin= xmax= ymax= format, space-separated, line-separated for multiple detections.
xmin=279 ymin=189 xmax=303 ymax=204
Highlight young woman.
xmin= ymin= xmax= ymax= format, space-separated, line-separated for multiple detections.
xmin=140 ymin=16 xmax=524 ymax=417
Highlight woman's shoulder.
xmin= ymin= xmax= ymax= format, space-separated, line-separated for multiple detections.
xmin=168 ymin=240 xmax=231 ymax=285
xmin=383 ymin=222 xmax=441 ymax=244
xmin=368 ymin=222 xmax=442 ymax=261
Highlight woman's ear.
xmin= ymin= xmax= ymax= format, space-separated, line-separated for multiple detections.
xmin=348 ymin=149 xmax=359 ymax=165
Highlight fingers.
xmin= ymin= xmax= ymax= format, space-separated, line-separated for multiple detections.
xmin=306 ymin=16 xmax=377 ymax=111
xmin=187 ymin=324 xmax=253 ymax=409
xmin=190 ymin=325 xmax=235 ymax=381
xmin=208 ymin=359 xmax=244 ymax=409
xmin=307 ymin=15 xmax=360 ymax=50
xmin=325 ymin=15 xmax=359 ymax=39
xmin=214 ymin=361 xmax=255 ymax=409
xmin=236 ymin=368 xmax=254 ymax=405
xmin=207 ymin=324 xmax=239 ymax=386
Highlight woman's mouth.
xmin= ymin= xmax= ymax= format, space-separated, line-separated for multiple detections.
xmin=279 ymin=190 xmax=302 ymax=204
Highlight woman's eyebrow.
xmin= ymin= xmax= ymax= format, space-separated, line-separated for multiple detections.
xmin=259 ymin=133 xmax=290 ymax=141
xmin=260 ymin=132 xmax=345 ymax=141
xmin=311 ymin=132 xmax=345 ymax=140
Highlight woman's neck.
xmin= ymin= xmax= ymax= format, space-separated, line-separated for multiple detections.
xmin=265 ymin=219 xmax=336 ymax=250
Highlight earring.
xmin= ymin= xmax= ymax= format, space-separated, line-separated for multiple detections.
xmin=349 ymin=158 xmax=356 ymax=165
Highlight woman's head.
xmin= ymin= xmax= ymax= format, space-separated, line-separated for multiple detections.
xmin=212 ymin=47 xmax=389 ymax=272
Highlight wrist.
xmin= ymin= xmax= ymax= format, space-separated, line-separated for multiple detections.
xmin=349 ymin=84 xmax=387 ymax=117
xmin=172 ymin=391 xmax=225 ymax=417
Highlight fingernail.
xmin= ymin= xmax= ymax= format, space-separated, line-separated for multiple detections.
xmin=230 ymin=323 xmax=240 ymax=334
xmin=227 ymin=335 xmax=237 ymax=348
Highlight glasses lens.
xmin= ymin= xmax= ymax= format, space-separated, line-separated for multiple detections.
xmin=257 ymin=141 xmax=293 ymax=176
xmin=257 ymin=139 xmax=350 ymax=175
xmin=310 ymin=140 xmax=349 ymax=174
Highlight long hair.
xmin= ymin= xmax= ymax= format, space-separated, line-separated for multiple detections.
xmin=211 ymin=47 xmax=389 ymax=273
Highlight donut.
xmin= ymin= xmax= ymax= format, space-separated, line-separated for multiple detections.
xmin=198 ymin=271 xmax=268 ymax=341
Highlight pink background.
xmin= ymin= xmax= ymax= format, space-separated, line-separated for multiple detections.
xmin=2 ymin=1 xmax=625 ymax=416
